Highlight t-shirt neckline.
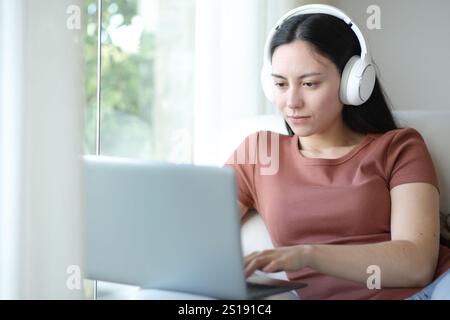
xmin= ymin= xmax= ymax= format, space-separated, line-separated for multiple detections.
xmin=291 ymin=133 xmax=376 ymax=165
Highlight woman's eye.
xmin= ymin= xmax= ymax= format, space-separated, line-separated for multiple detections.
xmin=303 ymin=82 xmax=317 ymax=88
xmin=274 ymin=82 xmax=318 ymax=89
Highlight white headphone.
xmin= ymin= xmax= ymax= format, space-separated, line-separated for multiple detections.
xmin=261 ymin=4 xmax=376 ymax=106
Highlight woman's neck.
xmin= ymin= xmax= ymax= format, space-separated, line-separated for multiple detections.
xmin=298 ymin=126 xmax=365 ymax=155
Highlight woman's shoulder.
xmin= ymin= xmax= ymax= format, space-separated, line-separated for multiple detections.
xmin=370 ymin=127 xmax=433 ymax=167
xmin=372 ymin=127 xmax=426 ymax=146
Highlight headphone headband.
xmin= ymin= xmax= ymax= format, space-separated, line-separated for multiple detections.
xmin=270 ymin=4 xmax=368 ymax=56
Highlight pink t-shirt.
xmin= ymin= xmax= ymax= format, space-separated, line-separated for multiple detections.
xmin=224 ymin=127 xmax=450 ymax=300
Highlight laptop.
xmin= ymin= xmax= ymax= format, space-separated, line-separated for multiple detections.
xmin=83 ymin=156 xmax=307 ymax=299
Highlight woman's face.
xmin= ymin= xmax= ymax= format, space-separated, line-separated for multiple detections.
xmin=271 ymin=40 xmax=344 ymax=137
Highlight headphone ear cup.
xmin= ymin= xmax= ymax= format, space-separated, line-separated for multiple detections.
xmin=339 ymin=55 xmax=360 ymax=105
xmin=359 ymin=63 xmax=376 ymax=103
xmin=261 ymin=63 xmax=274 ymax=103
xmin=340 ymin=55 xmax=376 ymax=106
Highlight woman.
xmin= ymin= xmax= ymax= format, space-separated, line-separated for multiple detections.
xmin=224 ymin=6 xmax=450 ymax=300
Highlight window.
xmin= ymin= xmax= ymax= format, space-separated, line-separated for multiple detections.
xmin=84 ymin=0 xmax=195 ymax=161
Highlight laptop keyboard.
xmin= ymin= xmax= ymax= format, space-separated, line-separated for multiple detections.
xmin=246 ymin=282 xmax=292 ymax=299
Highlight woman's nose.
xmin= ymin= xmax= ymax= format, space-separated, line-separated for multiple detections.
xmin=286 ymin=88 xmax=303 ymax=109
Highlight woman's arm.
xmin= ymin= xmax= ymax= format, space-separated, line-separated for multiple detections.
xmin=244 ymin=182 xmax=440 ymax=288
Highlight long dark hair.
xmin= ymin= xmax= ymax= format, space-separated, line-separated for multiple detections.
xmin=270 ymin=14 xmax=398 ymax=136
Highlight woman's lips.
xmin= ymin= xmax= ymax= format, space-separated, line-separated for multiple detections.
xmin=288 ymin=116 xmax=311 ymax=124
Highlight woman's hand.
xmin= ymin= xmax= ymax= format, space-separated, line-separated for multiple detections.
xmin=243 ymin=245 xmax=312 ymax=278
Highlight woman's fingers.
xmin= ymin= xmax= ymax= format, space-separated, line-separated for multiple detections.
xmin=243 ymin=251 xmax=260 ymax=267
xmin=244 ymin=253 xmax=273 ymax=278
xmin=262 ymin=260 xmax=281 ymax=273
xmin=244 ymin=246 xmax=306 ymax=277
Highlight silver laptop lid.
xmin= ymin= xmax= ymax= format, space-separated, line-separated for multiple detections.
xmin=83 ymin=156 xmax=248 ymax=299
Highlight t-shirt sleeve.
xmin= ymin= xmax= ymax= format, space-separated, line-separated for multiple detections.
xmin=222 ymin=132 xmax=258 ymax=209
xmin=386 ymin=128 xmax=440 ymax=192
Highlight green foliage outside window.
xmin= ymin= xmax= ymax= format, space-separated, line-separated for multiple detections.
xmin=83 ymin=0 xmax=155 ymax=157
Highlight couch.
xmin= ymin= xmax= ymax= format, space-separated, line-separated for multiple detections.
xmin=237 ymin=110 xmax=450 ymax=281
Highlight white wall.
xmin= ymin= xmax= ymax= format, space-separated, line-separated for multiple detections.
xmin=332 ymin=0 xmax=450 ymax=111
xmin=0 ymin=0 xmax=84 ymax=299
